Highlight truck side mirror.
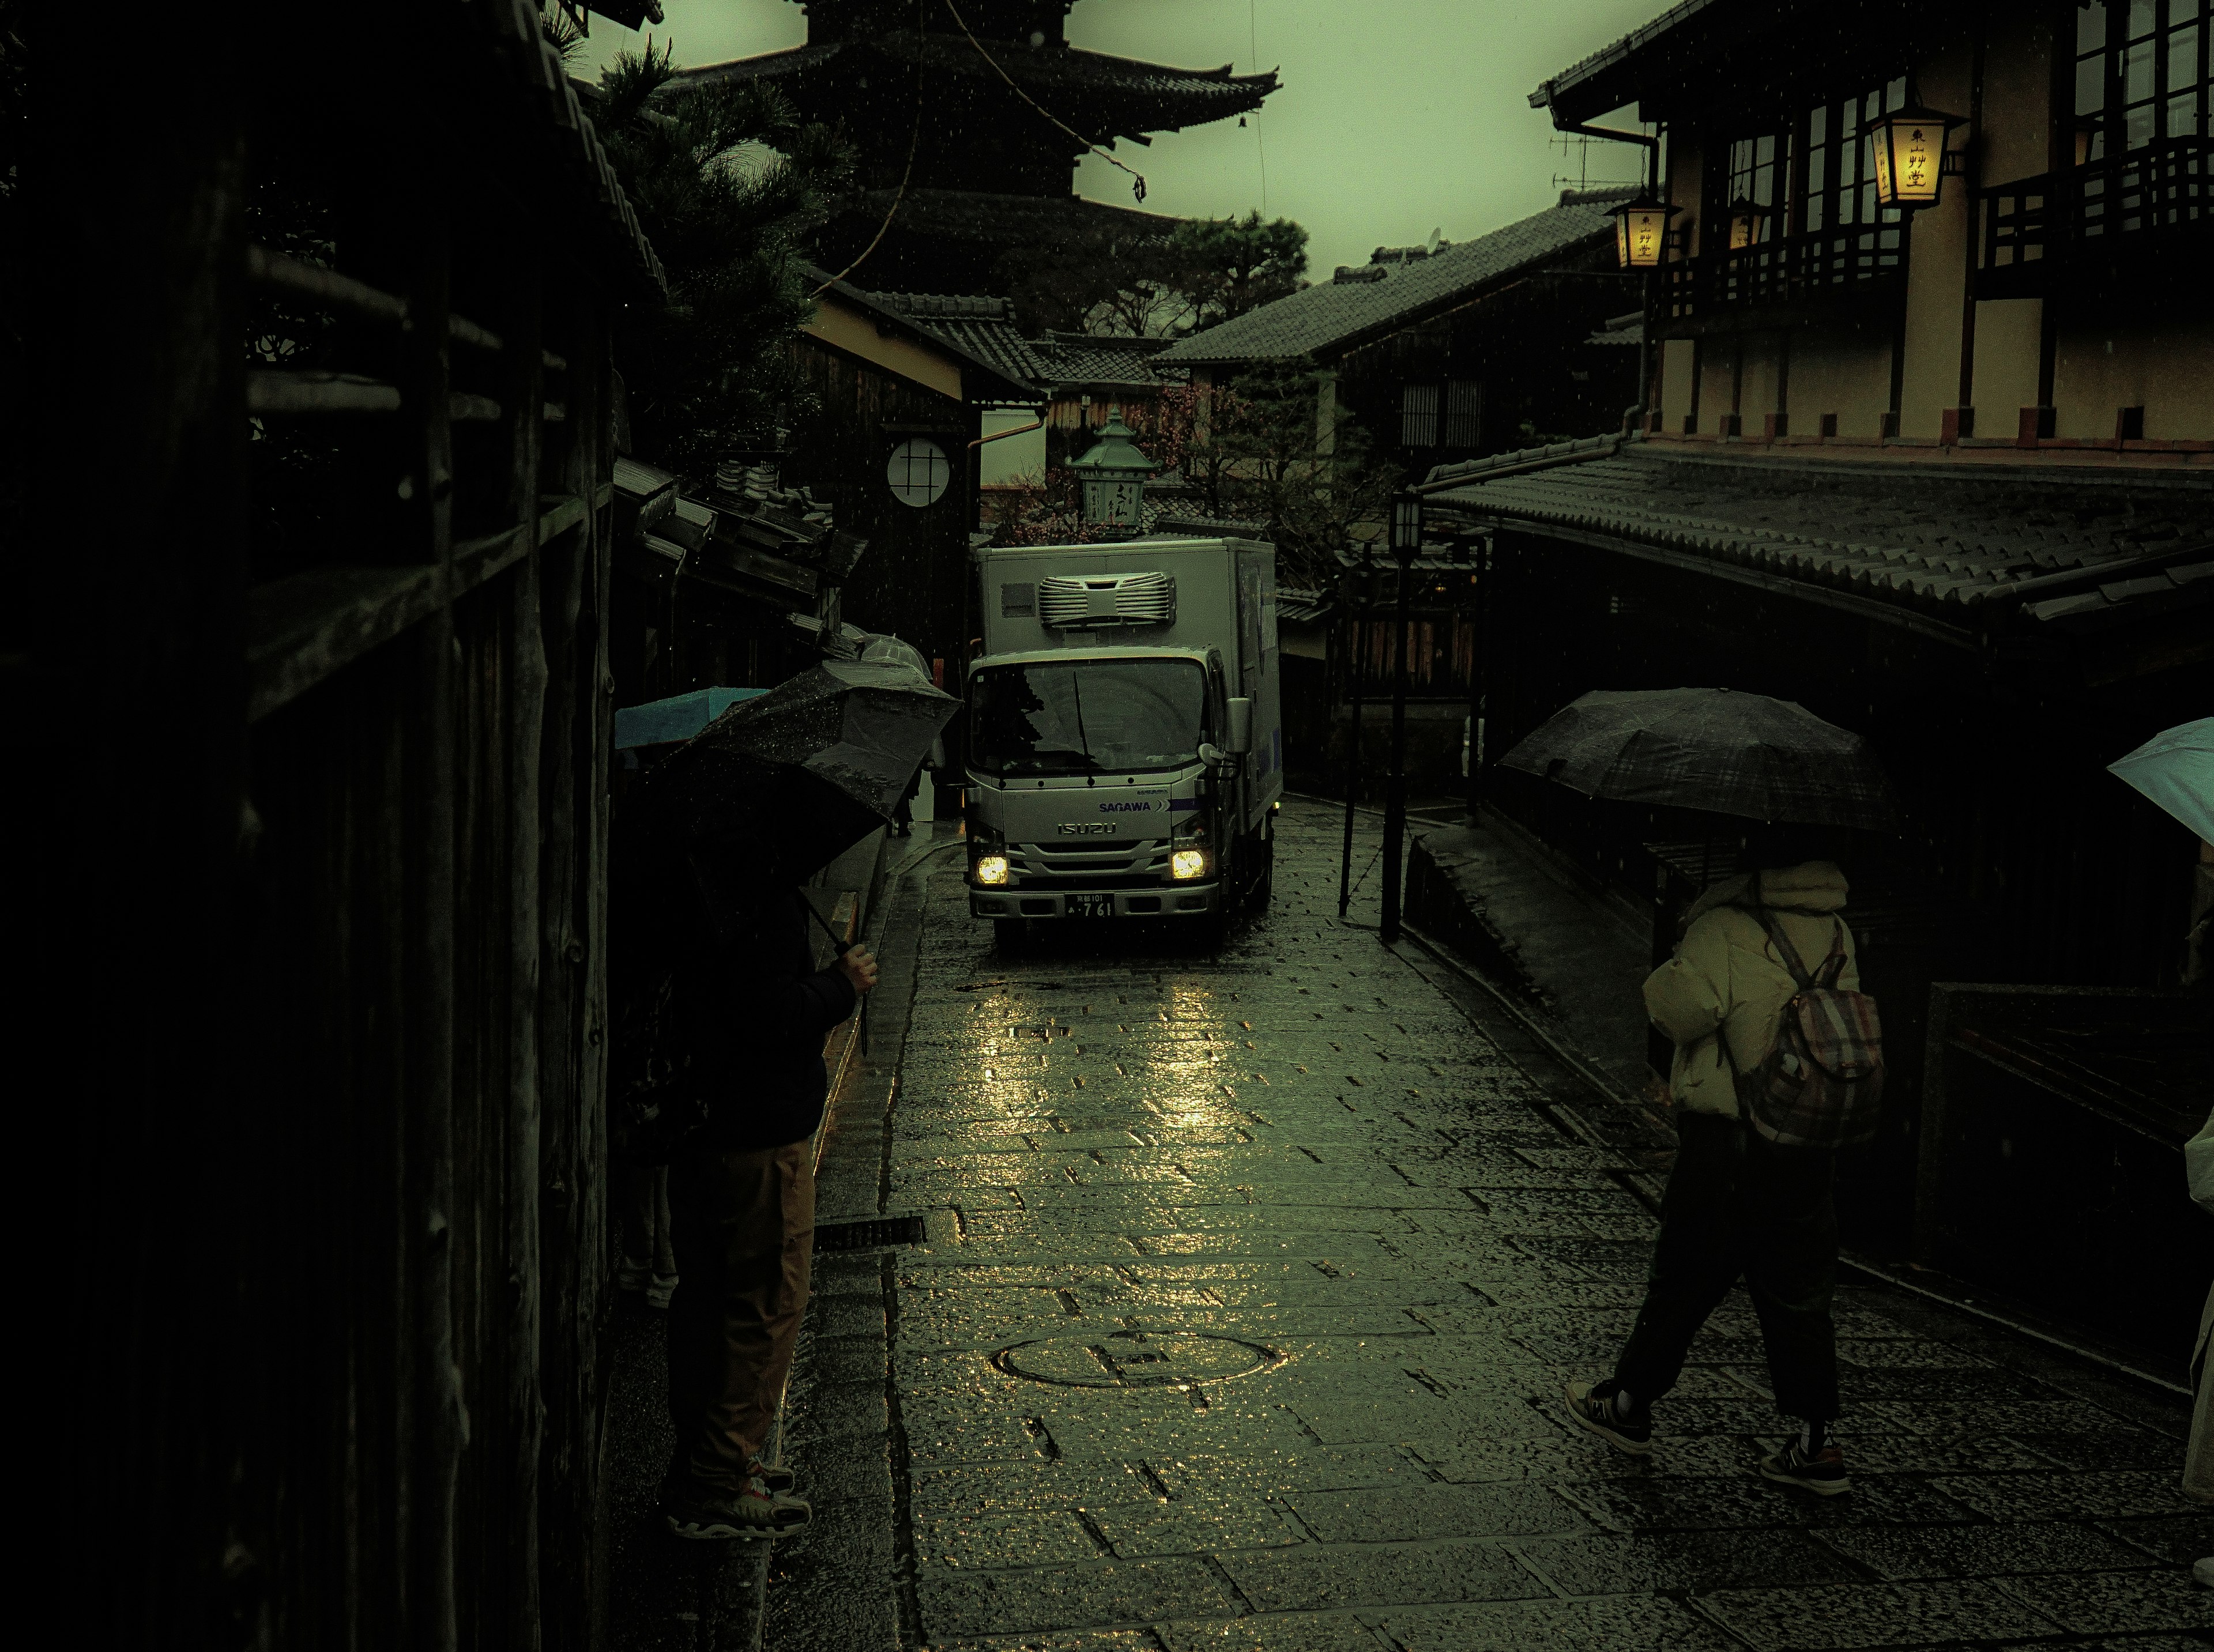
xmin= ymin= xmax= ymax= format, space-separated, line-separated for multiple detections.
xmin=1225 ymin=697 xmax=1254 ymax=755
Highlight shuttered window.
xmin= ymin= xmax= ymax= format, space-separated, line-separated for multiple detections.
xmin=1443 ymin=380 xmax=1482 ymax=447
xmin=1400 ymin=382 xmax=1439 ymax=447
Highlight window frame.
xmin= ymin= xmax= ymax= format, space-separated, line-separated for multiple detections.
xmin=2073 ymin=0 xmax=2211 ymax=164
xmin=1399 ymin=382 xmax=1440 ymax=448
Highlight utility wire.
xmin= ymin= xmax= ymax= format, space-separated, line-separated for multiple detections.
xmin=812 ymin=0 xmax=927 ymax=295
xmin=1249 ymin=0 xmax=1267 ymax=214
xmin=940 ymin=0 xmax=1150 ymax=202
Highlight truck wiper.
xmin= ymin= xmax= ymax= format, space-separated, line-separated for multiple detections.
xmin=1069 ymin=669 xmax=1094 ymax=767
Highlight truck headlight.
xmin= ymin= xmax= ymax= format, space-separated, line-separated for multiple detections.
xmin=1170 ymin=847 xmax=1208 ymax=881
xmin=974 ymin=854 xmax=1010 ymax=886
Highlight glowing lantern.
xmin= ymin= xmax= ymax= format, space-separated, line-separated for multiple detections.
xmin=1611 ymin=195 xmax=1680 ymax=269
xmin=1726 ymin=195 xmax=1769 ymax=251
xmin=1870 ymin=103 xmax=1968 ymax=209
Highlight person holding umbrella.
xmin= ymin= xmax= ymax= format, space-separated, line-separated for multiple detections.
xmin=1496 ymin=688 xmax=1899 ymax=1495
xmin=631 ymin=655 xmax=957 ymax=1540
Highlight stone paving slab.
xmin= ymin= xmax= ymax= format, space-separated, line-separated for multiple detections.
xmin=1697 ymin=1579 xmax=2061 ymax=1648
xmin=774 ymin=802 xmax=2209 ymax=1650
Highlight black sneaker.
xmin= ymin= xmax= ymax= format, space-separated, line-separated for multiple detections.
xmin=1564 ymin=1377 xmax=1653 ymax=1457
xmin=1760 ymin=1440 xmax=1851 ymax=1496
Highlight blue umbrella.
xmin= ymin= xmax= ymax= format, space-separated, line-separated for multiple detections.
xmin=2108 ymin=717 xmax=2214 ymax=844
xmin=615 ymin=687 xmax=768 ymax=750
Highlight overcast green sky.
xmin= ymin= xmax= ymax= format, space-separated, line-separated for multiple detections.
xmin=573 ymin=1 xmax=1659 ymax=278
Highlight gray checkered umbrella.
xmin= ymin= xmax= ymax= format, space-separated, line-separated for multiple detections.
xmin=1499 ymin=688 xmax=1900 ymax=831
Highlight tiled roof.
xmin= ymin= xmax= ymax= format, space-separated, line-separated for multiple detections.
xmin=1036 ymin=332 xmax=1175 ymax=389
xmin=864 ymin=293 xmax=1181 ymax=395
xmin=1154 ymin=190 xmax=1631 ymax=366
xmin=674 ymin=35 xmax=1276 ymax=131
xmin=1422 ymin=442 xmax=2214 ymax=627
xmin=865 ymin=291 xmax=1051 ymax=388
xmin=803 ymin=268 xmax=1042 ymax=403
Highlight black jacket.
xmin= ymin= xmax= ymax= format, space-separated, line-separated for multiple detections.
xmin=684 ymin=889 xmax=857 ymax=1151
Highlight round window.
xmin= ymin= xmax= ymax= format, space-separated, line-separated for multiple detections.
xmin=886 ymin=437 xmax=951 ymax=508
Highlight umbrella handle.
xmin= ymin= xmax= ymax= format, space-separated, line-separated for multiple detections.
xmin=803 ymin=891 xmax=869 ymax=1053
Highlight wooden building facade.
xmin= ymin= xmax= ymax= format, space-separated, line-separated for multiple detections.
xmin=27 ymin=7 xmax=665 ymax=1649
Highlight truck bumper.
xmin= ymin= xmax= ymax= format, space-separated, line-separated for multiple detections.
xmin=971 ymin=883 xmax=1222 ymax=919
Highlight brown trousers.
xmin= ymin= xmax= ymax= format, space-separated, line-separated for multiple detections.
xmin=667 ymin=1140 xmax=815 ymax=1493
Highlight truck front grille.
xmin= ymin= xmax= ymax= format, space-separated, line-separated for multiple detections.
xmin=1010 ymin=840 xmax=1169 ymax=884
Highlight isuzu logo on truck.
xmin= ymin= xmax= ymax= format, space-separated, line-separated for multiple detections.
xmin=1058 ymin=823 xmax=1116 ymax=835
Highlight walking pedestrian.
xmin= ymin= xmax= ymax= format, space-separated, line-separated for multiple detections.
xmin=660 ymin=883 xmax=878 ymax=1540
xmin=1565 ymin=825 xmax=1862 ymax=1495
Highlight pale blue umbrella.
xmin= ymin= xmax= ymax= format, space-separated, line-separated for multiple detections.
xmin=2108 ymin=718 xmax=2214 ymax=844
xmin=615 ymin=686 xmax=767 ymax=749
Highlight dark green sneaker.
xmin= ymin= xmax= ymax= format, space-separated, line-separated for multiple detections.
xmin=1564 ymin=1377 xmax=1653 ymax=1457
xmin=1760 ymin=1440 xmax=1851 ymax=1496
xmin=748 ymin=1459 xmax=798 ymax=1494
xmin=662 ymin=1475 xmax=808 ymax=1540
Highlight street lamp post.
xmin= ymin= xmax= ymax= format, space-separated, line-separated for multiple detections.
xmin=1337 ymin=552 xmax=1370 ymax=919
xmin=1464 ymin=532 xmax=1490 ymax=820
xmin=1379 ymin=492 xmax=1421 ymax=946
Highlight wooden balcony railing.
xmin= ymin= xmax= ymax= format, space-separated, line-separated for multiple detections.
xmin=1660 ymin=221 xmax=1904 ymax=326
xmin=1978 ymin=138 xmax=2209 ymax=297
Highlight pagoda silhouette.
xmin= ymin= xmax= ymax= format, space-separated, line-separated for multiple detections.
xmin=674 ymin=1 xmax=1278 ymax=295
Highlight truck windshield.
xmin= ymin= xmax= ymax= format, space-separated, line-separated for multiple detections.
xmin=970 ymin=659 xmax=1207 ymax=778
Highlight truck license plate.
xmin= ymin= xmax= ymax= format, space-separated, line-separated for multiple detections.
xmin=1066 ymin=893 xmax=1113 ymax=918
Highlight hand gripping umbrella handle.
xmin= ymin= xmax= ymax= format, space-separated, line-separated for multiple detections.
xmin=802 ymin=892 xmax=869 ymax=1055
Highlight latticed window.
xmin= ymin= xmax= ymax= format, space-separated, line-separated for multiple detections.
xmin=1798 ymin=78 xmax=1907 ymax=240
xmin=1400 ymin=383 xmax=1439 ymax=447
xmin=1727 ymin=134 xmax=1779 ymax=243
xmin=1692 ymin=76 xmax=1906 ymax=309
xmin=1443 ymin=380 xmax=1482 ymax=447
xmin=2075 ymin=0 xmax=2211 ymax=160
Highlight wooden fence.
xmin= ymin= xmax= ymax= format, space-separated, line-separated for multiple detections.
xmin=37 ymin=8 xmax=664 ymax=1650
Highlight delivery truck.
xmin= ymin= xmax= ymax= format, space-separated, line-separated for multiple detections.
xmin=963 ymin=536 xmax=1283 ymax=948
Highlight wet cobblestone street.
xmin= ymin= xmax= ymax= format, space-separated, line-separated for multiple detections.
xmin=775 ymin=800 xmax=2211 ymax=1652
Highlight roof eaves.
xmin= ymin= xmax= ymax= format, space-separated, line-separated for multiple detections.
xmin=1529 ymin=0 xmax=1723 ymax=110
xmin=804 ymin=266 xmax=1042 ymax=403
xmin=1418 ymin=433 xmax=1626 ymax=493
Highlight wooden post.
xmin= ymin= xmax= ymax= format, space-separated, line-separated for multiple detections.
xmin=399 ymin=209 xmax=462 ymax=1652
xmin=504 ymin=257 xmax=549 ymax=1652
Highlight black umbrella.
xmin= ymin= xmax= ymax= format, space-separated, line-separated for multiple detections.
xmin=641 ymin=657 xmax=961 ymax=888
xmin=1498 ymin=687 xmax=1900 ymax=831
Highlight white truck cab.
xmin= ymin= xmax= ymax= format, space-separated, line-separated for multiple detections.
xmin=964 ymin=537 xmax=1282 ymax=947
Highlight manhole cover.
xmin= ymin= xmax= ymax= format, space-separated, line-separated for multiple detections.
xmin=995 ymin=1332 xmax=1272 ymax=1387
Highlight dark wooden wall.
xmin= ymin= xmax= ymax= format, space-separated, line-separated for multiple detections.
xmin=38 ymin=7 xmax=648 ymax=1649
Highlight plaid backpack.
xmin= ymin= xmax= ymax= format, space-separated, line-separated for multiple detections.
xmin=1730 ymin=911 xmax=1886 ymax=1150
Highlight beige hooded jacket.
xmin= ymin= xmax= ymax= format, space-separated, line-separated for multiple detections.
xmin=1643 ymin=860 xmax=1860 ymax=1118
